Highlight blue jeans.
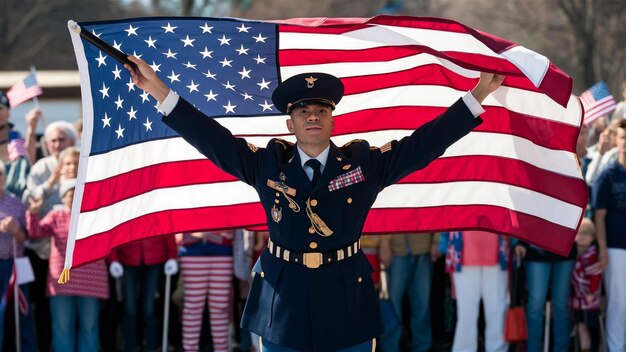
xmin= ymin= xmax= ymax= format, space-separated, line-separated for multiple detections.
xmin=121 ymin=264 xmax=162 ymax=352
xmin=380 ymin=253 xmax=433 ymax=352
xmin=0 ymin=258 xmax=36 ymax=352
xmin=525 ymin=260 xmax=574 ymax=352
xmin=49 ymin=295 xmax=100 ymax=351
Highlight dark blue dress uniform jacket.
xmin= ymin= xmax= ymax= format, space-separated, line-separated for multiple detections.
xmin=163 ymin=97 xmax=481 ymax=351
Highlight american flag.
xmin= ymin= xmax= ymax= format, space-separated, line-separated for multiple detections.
xmin=66 ymin=16 xmax=585 ymax=270
xmin=6 ymin=71 xmax=43 ymax=108
xmin=580 ymin=81 xmax=617 ymax=125
xmin=0 ymin=263 xmax=29 ymax=315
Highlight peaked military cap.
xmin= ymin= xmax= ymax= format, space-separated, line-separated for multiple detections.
xmin=0 ymin=90 xmax=9 ymax=109
xmin=272 ymin=72 xmax=344 ymax=114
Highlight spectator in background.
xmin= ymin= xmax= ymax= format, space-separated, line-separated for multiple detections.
xmin=577 ymin=124 xmax=592 ymax=178
xmin=0 ymin=90 xmax=39 ymax=198
xmin=514 ymin=241 xmax=575 ymax=352
xmin=585 ymin=120 xmax=618 ymax=187
xmin=22 ymin=130 xmax=77 ymax=352
xmin=0 ymin=160 xmax=35 ymax=351
xmin=441 ymin=231 xmax=508 ymax=352
xmin=176 ymin=231 xmax=235 ymax=352
xmin=570 ymin=218 xmax=602 ymax=352
xmin=379 ymin=233 xmax=439 ymax=352
xmin=26 ymin=179 xmax=108 ymax=352
xmin=73 ymin=119 xmax=83 ymax=145
xmin=611 ymin=81 xmax=626 ymax=122
xmin=592 ymin=118 xmax=626 ymax=351
xmin=108 ymin=236 xmax=178 ymax=352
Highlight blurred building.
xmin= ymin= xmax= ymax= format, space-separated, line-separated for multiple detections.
xmin=0 ymin=70 xmax=81 ymax=135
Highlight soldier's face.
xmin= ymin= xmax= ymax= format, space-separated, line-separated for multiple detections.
xmin=286 ymin=103 xmax=334 ymax=148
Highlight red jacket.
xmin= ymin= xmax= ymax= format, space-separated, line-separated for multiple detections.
xmin=109 ymin=235 xmax=177 ymax=266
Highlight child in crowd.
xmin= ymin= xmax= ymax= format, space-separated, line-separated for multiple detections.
xmin=27 ymin=179 xmax=109 ymax=352
xmin=571 ymin=218 xmax=602 ymax=352
xmin=176 ymin=231 xmax=235 ymax=352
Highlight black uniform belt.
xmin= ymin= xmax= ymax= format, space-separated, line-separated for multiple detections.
xmin=267 ymin=239 xmax=361 ymax=269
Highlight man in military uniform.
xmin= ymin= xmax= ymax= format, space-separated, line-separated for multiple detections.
xmin=124 ymin=56 xmax=504 ymax=352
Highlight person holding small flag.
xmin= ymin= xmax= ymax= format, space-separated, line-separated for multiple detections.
xmin=0 ymin=159 xmax=35 ymax=351
xmin=0 ymin=91 xmax=39 ymax=197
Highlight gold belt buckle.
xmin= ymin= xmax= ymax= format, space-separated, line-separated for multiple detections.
xmin=303 ymin=252 xmax=322 ymax=269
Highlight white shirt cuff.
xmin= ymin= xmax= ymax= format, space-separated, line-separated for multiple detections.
xmin=157 ymin=90 xmax=180 ymax=116
xmin=462 ymin=91 xmax=485 ymax=118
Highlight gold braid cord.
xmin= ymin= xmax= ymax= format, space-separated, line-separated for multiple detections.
xmin=306 ymin=199 xmax=333 ymax=237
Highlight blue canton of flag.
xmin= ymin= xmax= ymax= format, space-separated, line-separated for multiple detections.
xmin=23 ymin=74 xmax=39 ymax=88
xmin=586 ymin=81 xmax=612 ymax=100
xmin=80 ymin=18 xmax=279 ymax=155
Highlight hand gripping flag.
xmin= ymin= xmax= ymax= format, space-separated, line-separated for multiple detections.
xmin=64 ymin=15 xmax=586 ymax=276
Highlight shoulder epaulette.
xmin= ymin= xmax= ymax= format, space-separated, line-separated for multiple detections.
xmin=272 ymin=138 xmax=295 ymax=150
xmin=379 ymin=141 xmax=393 ymax=153
xmin=341 ymin=139 xmax=364 ymax=149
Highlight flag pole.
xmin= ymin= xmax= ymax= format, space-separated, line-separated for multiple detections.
xmin=12 ymin=238 xmax=21 ymax=352
xmin=67 ymin=20 xmax=137 ymax=71
xmin=162 ymin=273 xmax=172 ymax=352
xmin=29 ymin=66 xmax=46 ymax=129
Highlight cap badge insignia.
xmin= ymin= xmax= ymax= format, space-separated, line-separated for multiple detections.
xmin=305 ymin=76 xmax=317 ymax=88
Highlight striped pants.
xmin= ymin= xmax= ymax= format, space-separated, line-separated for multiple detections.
xmin=180 ymin=256 xmax=234 ymax=352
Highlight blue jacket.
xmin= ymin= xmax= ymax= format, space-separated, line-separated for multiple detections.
xmin=163 ymin=97 xmax=480 ymax=351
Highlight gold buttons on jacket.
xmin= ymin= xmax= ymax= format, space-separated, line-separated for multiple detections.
xmin=309 ymin=226 xmax=316 ymax=234
xmin=310 ymin=199 xmax=318 ymax=206
xmin=309 ymin=242 xmax=318 ymax=249
xmin=261 ymin=272 xmax=265 ymax=278
xmin=275 ymin=192 xmax=280 ymax=197
xmin=274 ymin=199 xmax=279 ymax=204
xmin=357 ymin=277 xmax=363 ymax=283
xmin=347 ymin=198 xmax=353 ymax=204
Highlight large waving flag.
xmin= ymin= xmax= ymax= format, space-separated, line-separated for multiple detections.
xmin=65 ymin=15 xmax=585 ymax=272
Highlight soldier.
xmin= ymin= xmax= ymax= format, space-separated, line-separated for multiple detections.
xmin=125 ymin=55 xmax=504 ymax=352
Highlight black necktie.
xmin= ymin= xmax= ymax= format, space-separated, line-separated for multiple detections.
xmin=305 ymin=159 xmax=322 ymax=187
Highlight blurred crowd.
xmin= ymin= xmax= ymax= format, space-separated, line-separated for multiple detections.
xmin=0 ymin=81 xmax=625 ymax=352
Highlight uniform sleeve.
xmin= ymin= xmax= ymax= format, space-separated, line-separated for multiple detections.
xmin=162 ymin=98 xmax=263 ymax=186
xmin=369 ymin=98 xmax=481 ymax=189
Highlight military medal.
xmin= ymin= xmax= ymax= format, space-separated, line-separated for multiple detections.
xmin=271 ymin=205 xmax=282 ymax=223
xmin=267 ymin=176 xmax=301 ymax=213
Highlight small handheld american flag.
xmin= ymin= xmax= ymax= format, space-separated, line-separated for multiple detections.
xmin=580 ymin=81 xmax=617 ymax=125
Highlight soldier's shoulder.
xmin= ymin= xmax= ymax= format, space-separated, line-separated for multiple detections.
xmin=268 ymin=138 xmax=295 ymax=150
xmin=339 ymin=139 xmax=369 ymax=150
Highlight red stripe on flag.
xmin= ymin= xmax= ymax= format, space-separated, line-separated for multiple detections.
xmin=334 ymin=106 xmax=580 ymax=151
xmin=81 ymin=160 xmax=235 ymax=212
xmin=401 ymin=156 xmax=587 ymax=207
xmin=363 ymin=205 xmax=577 ymax=256
xmin=73 ymin=203 xmax=267 ymax=266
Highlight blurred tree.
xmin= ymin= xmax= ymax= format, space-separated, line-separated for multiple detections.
xmin=2 ymin=0 xmax=623 ymax=95
xmin=441 ymin=0 xmax=626 ymax=93
xmin=0 ymin=0 xmax=139 ymax=70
